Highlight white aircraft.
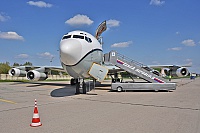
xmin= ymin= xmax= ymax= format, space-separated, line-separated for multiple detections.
xmin=8 ymin=21 xmax=190 ymax=94
xmin=60 ymin=31 xmax=104 ymax=79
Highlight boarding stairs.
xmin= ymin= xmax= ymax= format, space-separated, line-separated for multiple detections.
xmin=104 ymin=51 xmax=170 ymax=83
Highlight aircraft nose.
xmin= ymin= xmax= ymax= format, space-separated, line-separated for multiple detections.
xmin=60 ymin=39 xmax=82 ymax=65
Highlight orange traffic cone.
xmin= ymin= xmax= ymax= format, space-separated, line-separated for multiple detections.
xmin=30 ymin=99 xmax=42 ymax=127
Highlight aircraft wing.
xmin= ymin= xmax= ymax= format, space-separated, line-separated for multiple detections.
xmin=103 ymin=63 xmax=191 ymax=78
xmin=103 ymin=64 xmax=124 ymax=74
xmin=8 ymin=66 xmax=66 ymax=80
xmin=149 ymin=65 xmax=191 ymax=69
xmin=148 ymin=65 xmax=191 ymax=77
xmin=41 ymin=66 xmax=65 ymax=72
xmin=9 ymin=66 xmax=65 ymax=72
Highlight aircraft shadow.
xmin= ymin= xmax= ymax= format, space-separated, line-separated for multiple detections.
xmin=10 ymin=81 xmax=76 ymax=97
xmin=10 ymin=81 xmax=71 ymax=87
xmin=26 ymin=82 xmax=71 ymax=87
xmin=50 ymin=87 xmax=75 ymax=97
xmin=50 ymin=83 xmax=112 ymax=97
xmin=26 ymin=82 xmax=76 ymax=97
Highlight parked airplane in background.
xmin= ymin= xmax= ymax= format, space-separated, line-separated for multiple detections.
xmin=8 ymin=21 xmax=190 ymax=94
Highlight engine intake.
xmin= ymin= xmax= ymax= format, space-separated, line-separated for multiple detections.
xmin=8 ymin=68 xmax=26 ymax=77
xmin=27 ymin=70 xmax=48 ymax=81
xmin=161 ymin=68 xmax=170 ymax=77
xmin=176 ymin=67 xmax=189 ymax=77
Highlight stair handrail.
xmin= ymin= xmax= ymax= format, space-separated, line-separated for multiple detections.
xmin=116 ymin=52 xmax=146 ymax=67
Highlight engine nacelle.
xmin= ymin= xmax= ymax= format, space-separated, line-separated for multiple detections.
xmin=27 ymin=70 xmax=48 ymax=81
xmin=175 ymin=67 xmax=189 ymax=77
xmin=161 ymin=67 xmax=189 ymax=77
xmin=8 ymin=68 xmax=27 ymax=77
xmin=161 ymin=68 xmax=170 ymax=77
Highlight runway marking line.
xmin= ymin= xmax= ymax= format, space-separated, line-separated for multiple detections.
xmin=0 ymin=98 xmax=17 ymax=104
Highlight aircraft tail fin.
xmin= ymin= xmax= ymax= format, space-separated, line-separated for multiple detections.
xmin=95 ymin=21 xmax=107 ymax=43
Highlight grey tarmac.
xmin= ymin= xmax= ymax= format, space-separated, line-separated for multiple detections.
xmin=0 ymin=78 xmax=200 ymax=133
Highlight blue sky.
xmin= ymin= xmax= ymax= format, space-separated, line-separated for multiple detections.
xmin=0 ymin=0 xmax=200 ymax=73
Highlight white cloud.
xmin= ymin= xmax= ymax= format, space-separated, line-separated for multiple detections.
xmin=185 ymin=59 xmax=193 ymax=66
xmin=0 ymin=31 xmax=24 ymax=41
xmin=150 ymin=0 xmax=165 ymax=6
xmin=181 ymin=39 xmax=196 ymax=46
xmin=107 ymin=19 xmax=120 ymax=28
xmin=167 ymin=47 xmax=182 ymax=51
xmin=65 ymin=14 xmax=94 ymax=26
xmin=38 ymin=52 xmax=54 ymax=59
xmin=185 ymin=58 xmax=192 ymax=62
xmin=15 ymin=54 xmax=29 ymax=59
xmin=27 ymin=1 xmax=53 ymax=8
xmin=0 ymin=12 xmax=10 ymax=22
xmin=111 ymin=41 xmax=132 ymax=48
xmin=176 ymin=31 xmax=180 ymax=35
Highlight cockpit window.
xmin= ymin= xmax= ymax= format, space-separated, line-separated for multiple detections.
xmin=88 ymin=38 xmax=92 ymax=43
xmin=62 ymin=35 xmax=71 ymax=40
xmin=73 ymin=35 xmax=84 ymax=39
xmin=85 ymin=36 xmax=89 ymax=42
xmin=85 ymin=36 xmax=92 ymax=43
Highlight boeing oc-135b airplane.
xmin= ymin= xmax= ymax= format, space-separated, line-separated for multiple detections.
xmin=9 ymin=21 xmax=190 ymax=94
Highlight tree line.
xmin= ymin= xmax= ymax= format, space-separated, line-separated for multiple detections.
xmin=0 ymin=62 xmax=33 ymax=74
xmin=0 ymin=62 xmax=66 ymax=75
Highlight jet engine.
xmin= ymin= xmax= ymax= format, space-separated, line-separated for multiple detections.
xmin=161 ymin=67 xmax=189 ymax=77
xmin=27 ymin=70 xmax=48 ymax=81
xmin=174 ymin=67 xmax=189 ymax=77
xmin=8 ymin=68 xmax=27 ymax=77
xmin=161 ymin=68 xmax=170 ymax=77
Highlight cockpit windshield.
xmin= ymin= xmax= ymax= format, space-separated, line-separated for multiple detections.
xmin=85 ymin=36 xmax=92 ymax=43
xmin=62 ymin=35 xmax=71 ymax=40
xmin=62 ymin=34 xmax=92 ymax=43
xmin=73 ymin=35 xmax=84 ymax=39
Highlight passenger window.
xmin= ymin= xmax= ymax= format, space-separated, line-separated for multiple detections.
xmin=62 ymin=35 xmax=71 ymax=40
xmin=73 ymin=35 xmax=84 ymax=39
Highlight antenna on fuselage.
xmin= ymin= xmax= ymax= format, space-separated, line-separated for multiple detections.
xmin=95 ymin=21 xmax=107 ymax=45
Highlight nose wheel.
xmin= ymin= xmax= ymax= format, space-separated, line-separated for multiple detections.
xmin=75 ymin=78 xmax=87 ymax=95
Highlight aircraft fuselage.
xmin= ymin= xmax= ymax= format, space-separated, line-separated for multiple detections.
xmin=59 ymin=31 xmax=103 ymax=78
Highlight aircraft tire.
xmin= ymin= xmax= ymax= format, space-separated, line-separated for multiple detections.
xmin=70 ymin=78 xmax=75 ymax=85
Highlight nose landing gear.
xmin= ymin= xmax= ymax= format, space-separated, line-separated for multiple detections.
xmin=74 ymin=78 xmax=86 ymax=95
